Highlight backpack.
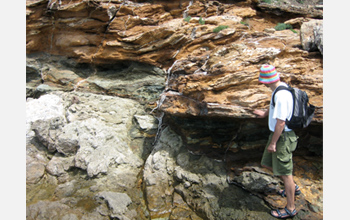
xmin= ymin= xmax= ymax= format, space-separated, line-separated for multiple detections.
xmin=272 ymin=85 xmax=315 ymax=129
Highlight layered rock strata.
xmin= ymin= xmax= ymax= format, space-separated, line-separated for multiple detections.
xmin=26 ymin=0 xmax=323 ymax=219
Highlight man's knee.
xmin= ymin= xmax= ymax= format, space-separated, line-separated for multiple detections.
xmin=280 ymin=175 xmax=293 ymax=182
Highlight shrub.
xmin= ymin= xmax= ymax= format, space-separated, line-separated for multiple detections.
xmin=240 ymin=21 xmax=249 ymax=26
xmin=274 ymin=23 xmax=297 ymax=34
xmin=213 ymin=25 xmax=229 ymax=33
xmin=274 ymin=23 xmax=293 ymax=31
xmin=262 ymin=0 xmax=282 ymax=4
xmin=184 ymin=16 xmax=191 ymax=22
xmin=199 ymin=17 xmax=205 ymax=25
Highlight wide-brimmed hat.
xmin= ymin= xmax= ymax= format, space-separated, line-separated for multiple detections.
xmin=259 ymin=65 xmax=280 ymax=84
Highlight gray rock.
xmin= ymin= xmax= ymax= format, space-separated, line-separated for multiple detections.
xmin=62 ymin=214 xmax=79 ymax=220
xmin=143 ymin=127 xmax=182 ymax=218
xmin=54 ymin=180 xmax=77 ymax=198
xmin=46 ymin=154 xmax=74 ymax=177
xmin=26 ymin=161 xmax=46 ymax=184
xmin=26 ymin=200 xmax=73 ymax=220
xmin=233 ymin=171 xmax=279 ymax=193
xmin=300 ymin=19 xmax=323 ymax=54
xmin=26 ymin=94 xmax=66 ymax=123
xmin=26 ymin=90 xmax=155 ymax=219
xmin=314 ymin=24 xmax=323 ymax=55
xmin=95 ymin=191 xmax=132 ymax=219
xmin=26 ymin=199 xmax=109 ymax=220
xmin=69 ymin=117 xmax=143 ymax=177
xmin=27 ymin=92 xmax=145 ymax=177
xmin=257 ymin=0 xmax=323 ymax=18
xmin=134 ymin=114 xmax=158 ymax=131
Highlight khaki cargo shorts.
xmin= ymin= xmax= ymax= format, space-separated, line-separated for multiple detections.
xmin=261 ymin=131 xmax=298 ymax=176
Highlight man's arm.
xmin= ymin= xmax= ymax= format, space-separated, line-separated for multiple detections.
xmin=267 ymin=119 xmax=285 ymax=153
xmin=253 ymin=109 xmax=269 ymax=118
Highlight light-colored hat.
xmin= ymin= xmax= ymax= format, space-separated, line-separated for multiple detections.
xmin=259 ymin=65 xmax=280 ymax=84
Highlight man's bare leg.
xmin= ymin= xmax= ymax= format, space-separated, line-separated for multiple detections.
xmin=262 ymin=164 xmax=299 ymax=195
xmin=271 ymin=175 xmax=297 ymax=217
xmin=281 ymin=175 xmax=296 ymax=211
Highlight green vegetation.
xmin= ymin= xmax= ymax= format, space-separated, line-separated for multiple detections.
xmin=274 ymin=22 xmax=297 ymax=33
xmin=199 ymin=17 xmax=205 ymax=25
xmin=213 ymin=25 xmax=229 ymax=33
xmin=184 ymin=16 xmax=191 ymax=22
xmin=240 ymin=21 xmax=249 ymax=27
xmin=274 ymin=23 xmax=293 ymax=31
xmin=262 ymin=0 xmax=282 ymax=3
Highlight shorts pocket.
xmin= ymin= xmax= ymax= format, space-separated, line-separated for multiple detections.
xmin=276 ymin=141 xmax=291 ymax=163
xmin=288 ymin=135 xmax=298 ymax=152
xmin=277 ymin=148 xmax=291 ymax=162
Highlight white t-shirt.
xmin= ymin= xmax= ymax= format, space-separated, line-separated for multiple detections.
xmin=268 ymin=82 xmax=293 ymax=132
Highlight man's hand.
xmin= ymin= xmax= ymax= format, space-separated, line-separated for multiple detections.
xmin=253 ymin=109 xmax=268 ymax=118
xmin=267 ymin=143 xmax=276 ymax=153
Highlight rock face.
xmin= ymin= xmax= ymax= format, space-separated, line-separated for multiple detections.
xmin=300 ymin=19 xmax=323 ymax=54
xmin=26 ymin=0 xmax=323 ymax=219
xmin=26 ymin=0 xmax=323 ymax=120
xmin=256 ymin=0 xmax=323 ymax=18
xmin=26 ymin=91 xmax=155 ymax=219
xmin=26 ymin=93 xmax=323 ymax=219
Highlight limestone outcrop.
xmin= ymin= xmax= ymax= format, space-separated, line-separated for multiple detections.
xmin=26 ymin=0 xmax=323 ymax=219
xmin=26 ymin=92 xmax=322 ymax=219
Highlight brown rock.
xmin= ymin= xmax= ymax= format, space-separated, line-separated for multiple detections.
xmin=160 ymin=31 xmax=323 ymax=121
xmin=26 ymin=162 xmax=46 ymax=184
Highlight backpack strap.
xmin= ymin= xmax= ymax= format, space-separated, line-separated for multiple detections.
xmin=272 ymin=85 xmax=293 ymax=107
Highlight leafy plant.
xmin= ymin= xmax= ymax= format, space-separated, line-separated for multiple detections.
xmin=199 ymin=17 xmax=205 ymax=25
xmin=274 ymin=23 xmax=293 ymax=31
xmin=184 ymin=16 xmax=191 ymax=22
xmin=262 ymin=0 xmax=281 ymax=3
xmin=213 ymin=25 xmax=229 ymax=33
xmin=240 ymin=21 xmax=249 ymax=26
xmin=274 ymin=23 xmax=297 ymax=34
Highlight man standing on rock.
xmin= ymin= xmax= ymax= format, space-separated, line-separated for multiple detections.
xmin=253 ymin=65 xmax=300 ymax=219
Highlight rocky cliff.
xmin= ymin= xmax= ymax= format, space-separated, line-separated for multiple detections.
xmin=26 ymin=0 xmax=323 ymax=219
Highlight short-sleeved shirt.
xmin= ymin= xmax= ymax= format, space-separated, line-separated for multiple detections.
xmin=268 ymin=82 xmax=293 ymax=132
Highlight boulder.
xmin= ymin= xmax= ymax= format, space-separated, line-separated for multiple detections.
xmin=26 ymin=161 xmax=46 ymax=184
xmin=256 ymin=0 xmax=323 ymax=18
xmin=300 ymin=19 xmax=323 ymax=54
xmin=95 ymin=191 xmax=133 ymax=219
xmin=314 ymin=23 xmax=323 ymax=55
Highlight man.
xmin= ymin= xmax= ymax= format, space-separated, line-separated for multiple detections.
xmin=253 ymin=64 xmax=299 ymax=219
